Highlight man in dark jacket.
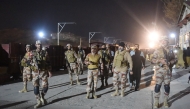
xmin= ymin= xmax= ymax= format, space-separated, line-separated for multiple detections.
xmin=129 ymin=44 xmax=145 ymax=91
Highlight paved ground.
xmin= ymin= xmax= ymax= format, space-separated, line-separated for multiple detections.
xmin=0 ymin=62 xmax=190 ymax=109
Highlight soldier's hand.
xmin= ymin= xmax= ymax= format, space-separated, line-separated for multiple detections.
xmin=159 ymin=59 xmax=167 ymax=65
xmin=130 ymin=71 xmax=133 ymax=75
xmin=112 ymin=68 xmax=115 ymax=73
xmin=142 ymin=66 xmax=145 ymax=70
xmin=89 ymin=61 xmax=93 ymax=65
xmin=48 ymin=72 xmax=52 ymax=78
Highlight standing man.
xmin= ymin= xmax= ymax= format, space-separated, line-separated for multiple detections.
xmin=111 ymin=42 xmax=133 ymax=97
xmin=151 ymin=36 xmax=175 ymax=108
xmin=30 ymin=40 xmax=52 ymax=108
xmin=174 ymin=47 xmax=184 ymax=69
xmin=129 ymin=44 xmax=145 ymax=91
xmin=65 ymin=44 xmax=80 ymax=85
xmin=98 ymin=44 xmax=111 ymax=88
xmin=77 ymin=45 xmax=85 ymax=75
xmin=19 ymin=44 xmax=32 ymax=93
xmin=106 ymin=44 xmax=115 ymax=77
xmin=85 ymin=45 xmax=103 ymax=99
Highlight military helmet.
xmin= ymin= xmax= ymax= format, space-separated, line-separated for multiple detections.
xmin=36 ymin=40 xmax=41 ymax=44
xmin=25 ymin=44 xmax=30 ymax=48
xmin=159 ymin=35 xmax=169 ymax=41
xmin=66 ymin=43 xmax=72 ymax=47
xmin=78 ymin=45 xmax=81 ymax=48
xmin=91 ymin=45 xmax=97 ymax=49
xmin=106 ymin=44 xmax=110 ymax=48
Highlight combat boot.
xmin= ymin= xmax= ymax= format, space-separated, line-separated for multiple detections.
xmin=77 ymin=79 xmax=81 ymax=85
xmin=164 ymin=97 xmax=169 ymax=108
xmin=111 ymin=89 xmax=119 ymax=96
xmin=40 ymin=93 xmax=47 ymax=105
xmin=34 ymin=99 xmax=42 ymax=109
xmin=105 ymin=78 xmax=108 ymax=86
xmin=70 ymin=80 xmax=73 ymax=85
xmin=93 ymin=91 xmax=97 ymax=99
xmin=154 ymin=98 xmax=159 ymax=108
xmin=120 ymin=89 xmax=124 ymax=97
xmin=19 ymin=85 xmax=27 ymax=93
xmin=86 ymin=92 xmax=90 ymax=99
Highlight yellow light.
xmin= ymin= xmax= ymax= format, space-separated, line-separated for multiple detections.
xmin=149 ymin=42 xmax=155 ymax=48
xmin=149 ymin=31 xmax=159 ymax=41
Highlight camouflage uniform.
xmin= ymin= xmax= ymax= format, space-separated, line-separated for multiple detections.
xmin=112 ymin=42 xmax=133 ymax=97
xmin=77 ymin=45 xmax=85 ymax=75
xmin=30 ymin=40 xmax=51 ymax=108
xmin=19 ymin=45 xmax=32 ymax=93
xmin=151 ymin=36 xmax=175 ymax=108
xmin=98 ymin=48 xmax=111 ymax=88
xmin=85 ymin=45 xmax=103 ymax=99
xmin=65 ymin=44 xmax=80 ymax=85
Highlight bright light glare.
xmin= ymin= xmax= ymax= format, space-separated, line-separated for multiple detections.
xmin=149 ymin=31 xmax=159 ymax=40
xmin=174 ymin=50 xmax=177 ymax=53
xmin=149 ymin=42 xmax=155 ymax=48
xmin=170 ymin=33 xmax=175 ymax=38
xmin=38 ymin=32 xmax=44 ymax=38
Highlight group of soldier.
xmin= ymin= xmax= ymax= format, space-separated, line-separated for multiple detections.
xmin=19 ymin=35 xmax=175 ymax=109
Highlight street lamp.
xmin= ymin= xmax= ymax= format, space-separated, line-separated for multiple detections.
xmin=38 ymin=32 xmax=44 ymax=38
xmin=170 ymin=33 xmax=176 ymax=45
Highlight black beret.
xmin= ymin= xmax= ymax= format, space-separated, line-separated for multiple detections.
xmin=119 ymin=42 xmax=125 ymax=47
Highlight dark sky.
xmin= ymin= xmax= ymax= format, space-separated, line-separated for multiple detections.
xmin=0 ymin=0 xmax=164 ymax=48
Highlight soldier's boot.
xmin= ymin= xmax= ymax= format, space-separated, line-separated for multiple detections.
xmin=40 ymin=93 xmax=47 ymax=105
xmin=70 ymin=79 xmax=73 ymax=85
xmin=34 ymin=99 xmax=42 ymax=109
xmin=154 ymin=98 xmax=159 ymax=108
xmin=164 ymin=97 xmax=169 ymax=108
xmin=86 ymin=92 xmax=90 ymax=99
xmin=120 ymin=89 xmax=124 ymax=97
xmin=111 ymin=89 xmax=119 ymax=96
xmin=93 ymin=91 xmax=97 ymax=99
xmin=19 ymin=84 xmax=27 ymax=93
xmin=100 ymin=81 xmax=104 ymax=89
xmin=105 ymin=78 xmax=108 ymax=86
xmin=77 ymin=79 xmax=81 ymax=85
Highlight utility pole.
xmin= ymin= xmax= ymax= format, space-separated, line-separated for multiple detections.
xmin=57 ymin=22 xmax=76 ymax=45
xmin=89 ymin=32 xmax=101 ymax=47
xmin=104 ymin=37 xmax=115 ymax=43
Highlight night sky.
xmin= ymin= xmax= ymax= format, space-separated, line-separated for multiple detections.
xmin=0 ymin=0 xmax=164 ymax=48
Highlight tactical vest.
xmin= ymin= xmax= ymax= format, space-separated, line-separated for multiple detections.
xmin=98 ymin=50 xmax=110 ymax=63
xmin=31 ymin=50 xmax=48 ymax=71
xmin=21 ymin=52 xmax=31 ymax=67
xmin=78 ymin=49 xmax=84 ymax=58
xmin=87 ymin=53 xmax=101 ymax=69
xmin=113 ymin=50 xmax=128 ymax=67
xmin=65 ymin=50 xmax=76 ymax=63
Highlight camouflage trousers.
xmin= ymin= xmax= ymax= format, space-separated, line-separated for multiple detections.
xmin=32 ymin=70 xmax=48 ymax=87
xmin=86 ymin=69 xmax=99 ymax=92
xmin=101 ymin=64 xmax=109 ymax=80
xmin=155 ymin=67 xmax=171 ymax=99
xmin=22 ymin=67 xmax=32 ymax=85
xmin=113 ymin=66 xmax=128 ymax=90
xmin=68 ymin=63 xmax=79 ymax=81
xmin=32 ymin=70 xmax=49 ymax=99
xmin=77 ymin=58 xmax=84 ymax=73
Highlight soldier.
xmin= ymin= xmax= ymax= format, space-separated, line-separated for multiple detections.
xmin=151 ymin=36 xmax=175 ymax=108
xmin=85 ymin=45 xmax=103 ymax=99
xmin=98 ymin=44 xmax=111 ymax=88
xmin=19 ymin=44 xmax=32 ymax=93
xmin=106 ymin=44 xmax=115 ymax=77
xmin=77 ymin=45 xmax=86 ymax=75
xmin=111 ymin=42 xmax=133 ymax=97
xmin=30 ymin=40 xmax=52 ymax=108
xmin=174 ymin=47 xmax=184 ymax=69
xmin=65 ymin=44 xmax=80 ymax=85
